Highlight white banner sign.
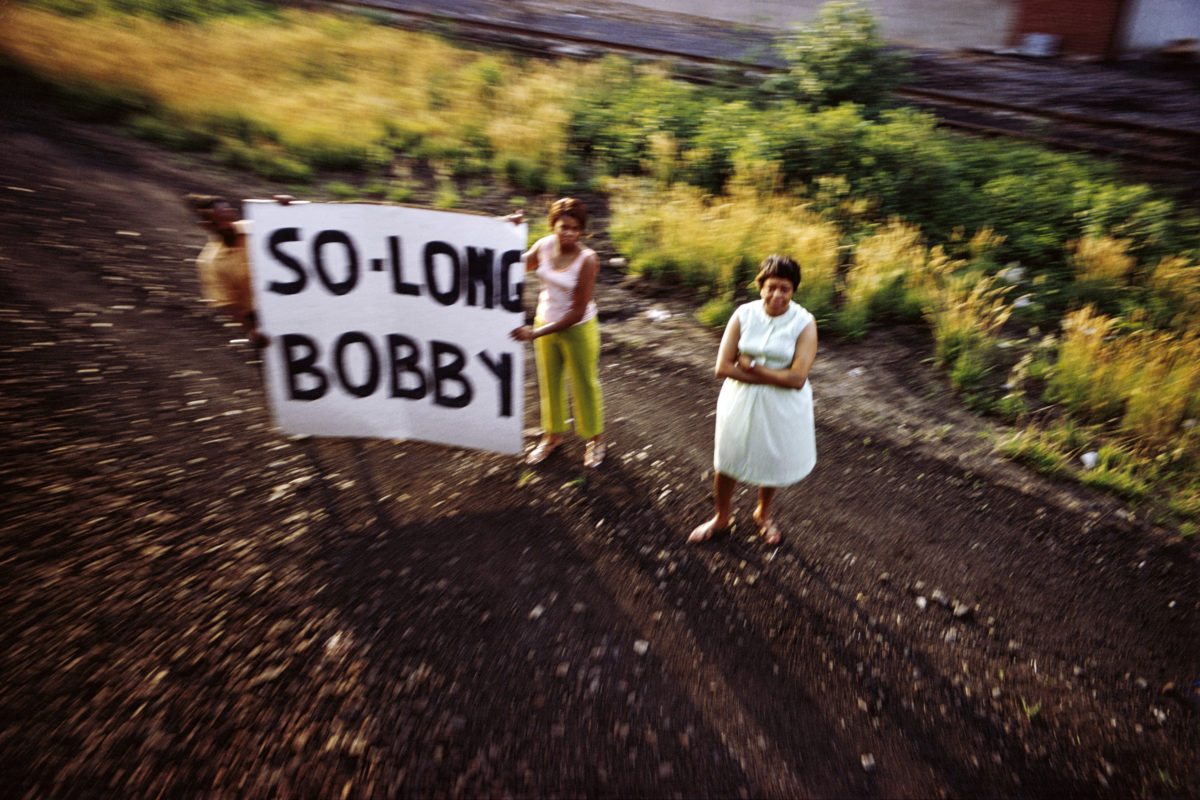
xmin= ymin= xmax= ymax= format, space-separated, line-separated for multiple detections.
xmin=246 ymin=202 xmax=528 ymax=454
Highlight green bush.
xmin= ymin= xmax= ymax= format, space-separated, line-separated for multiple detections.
xmin=324 ymin=180 xmax=359 ymax=199
xmin=50 ymin=79 xmax=158 ymax=122
xmin=20 ymin=0 xmax=279 ymax=22
xmin=696 ymin=294 xmax=737 ymax=328
xmin=500 ymin=156 xmax=549 ymax=194
xmin=215 ymin=140 xmax=312 ymax=182
xmin=566 ymin=56 xmax=705 ymax=179
xmin=769 ymin=0 xmax=909 ymax=116
xmin=126 ymin=114 xmax=216 ymax=151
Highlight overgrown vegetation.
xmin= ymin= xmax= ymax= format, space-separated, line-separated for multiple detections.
xmin=2 ymin=0 xmax=582 ymax=192
xmin=2 ymin=0 xmax=1198 ymax=529
xmin=23 ymin=0 xmax=280 ymax=24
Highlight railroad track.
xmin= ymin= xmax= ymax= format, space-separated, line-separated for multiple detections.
xmin=898 ymin=87 xmax=1200 ymax=169
xmin=339 ymin=0 xmax=1200 ymax=173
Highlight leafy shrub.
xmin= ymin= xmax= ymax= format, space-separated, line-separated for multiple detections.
xmin=1141 ymin=256 xmax=1200 ymax=331
xmin=214 ymin=139 xmax=312 ymax=182
xmin=566 ymin=58 xmax=706 ymax=181
xmin=769 ymin=0 xmax=909 ymax=115
xmin=50 ymin=79 xmax=158 ymax=122
xmin=324 ymin=180 xmax=359 ymax=199
xmin=696 ymin=295 xmax=737 ymax=329
xmin=21 ymin=0 xmax=279 ymax=22
xmin=126 ymin=114 xmax=216 ymax=150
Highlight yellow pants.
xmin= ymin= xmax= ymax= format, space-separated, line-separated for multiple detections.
xmin=534 ymin=316 xmax=604 ymax=439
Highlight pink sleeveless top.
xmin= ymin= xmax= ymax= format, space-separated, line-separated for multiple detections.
xmin=533 ymin=235 xmax=597 ymax=326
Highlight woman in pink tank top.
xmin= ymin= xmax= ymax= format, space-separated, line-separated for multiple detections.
xmin=510 ymin=198 xmax=606 ymax=468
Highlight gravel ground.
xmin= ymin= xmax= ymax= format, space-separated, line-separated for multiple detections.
xmin=1 ymin=78 xmax=1198 ymax=799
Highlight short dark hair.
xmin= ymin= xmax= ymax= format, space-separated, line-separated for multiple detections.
xmin=548 ymin=197 xmax=587 ymax=229
xmin=184 ymin=193 xmax=225 ymax=212
xmin=755 ymin=254 xmax=801 ymax=289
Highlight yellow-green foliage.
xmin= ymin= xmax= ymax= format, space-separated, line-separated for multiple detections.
xmin=1002 ymin=424 xmax=1154 ymax=500
xmin=606 ymin=177 xmax=840 ymax=316
xmin=1050 ymin=306 xmax=1200 ymax=452
xmin=836 ymin=220 xmax=926 ymax=337
xmin=1144 ymin=255 xmax=1200 ymax=331
xmin=1047 ymin=306 xmax=1133 ymax=422
xmin=918 ymin=265 xmax=1013 ymax=371
xmin=1071 ymin=234 xmax=1136 ymax=287
xmin=0 ymin=5 xmax=578 ymax=184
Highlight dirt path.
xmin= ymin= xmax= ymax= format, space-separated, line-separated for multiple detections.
xmin=1 ymin=87 xmax=1197 ymax=799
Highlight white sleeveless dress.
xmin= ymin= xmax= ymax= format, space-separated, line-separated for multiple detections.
xmin=713 ymin=300 xmax=816 ymax=487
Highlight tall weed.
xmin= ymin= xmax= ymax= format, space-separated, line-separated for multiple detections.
xmin=1141 ymin=256 xmax=1200 ymax=332
xmin=0 ymin=6 xmax=579 ymax=187
xmin=1069 ymin=234 xmax=1136 ymax=313
xmin=835 ymin=221 xmax=926 ymax=338
xmin=606 ymin=177 xmax=840 ymax=317
xmin=1048 ymin=306 xmax=1200 ymax=454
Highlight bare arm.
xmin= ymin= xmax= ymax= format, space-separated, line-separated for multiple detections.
xmin=522 ymin=239 xmax=540 ymax=273
xmin=714 ymin=313 xmax=754 ymax=381
xmin=719 ymin=315 xmax=817 ymax=389
xmin=509 ymin=249 xmax=598 ymax=342
xmin=733 ymin=319 xmax=817 ymax=389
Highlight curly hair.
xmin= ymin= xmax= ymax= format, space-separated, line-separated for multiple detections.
xmin=548 ymin=197 xmax=587 ymax=229
xmin=754 ymin=254 xmax=801 ymax=289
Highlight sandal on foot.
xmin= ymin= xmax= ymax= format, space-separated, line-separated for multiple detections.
xmin=583 ymin=439 xmax=606 ymax=469
xmin=688 ymin=517 xmax=728 ymax=544
xmin=525 ymin=438 xmax=561 ymax=465
xmin=758 ymin=518 xmax=782 ymax=546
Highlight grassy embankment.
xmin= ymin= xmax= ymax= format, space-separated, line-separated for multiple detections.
xmin=2 ymin=0 xmax=1197 ymax=532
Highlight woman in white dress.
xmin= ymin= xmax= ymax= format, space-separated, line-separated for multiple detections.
xmin=689 ymin=255 xmax=817 ymax=545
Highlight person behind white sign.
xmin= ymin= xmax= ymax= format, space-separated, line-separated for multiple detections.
xmin=185 ymin=193 xmax=294 ymax=348
xmin=689 ymin=255 xmax=817 ymax=546
xmin=509 ymin=198 xmax=605 ymax=468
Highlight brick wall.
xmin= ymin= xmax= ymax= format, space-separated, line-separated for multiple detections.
xmin=1010 ymin=0 xmax=1124 ymax=56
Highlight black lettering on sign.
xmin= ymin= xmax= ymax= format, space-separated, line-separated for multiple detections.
xmin=431 ymin=340 xmax=471 ymax=408
xmin=277 ymin=332 xmax=515 ymax=416
xmin=387 ymin=334 xmax=426 ymax=399
xmin=388 ymin=235 xmax=420 ymax=296
xmin=313 ymin=230 xmax=358 ymax=296
xmin=281 ymin=333 xmax=327 ymax=400
xmin=500 ymin=249 xmax=523 ymax=312
xmin=267 ymin=228 xmax=306 ymax=295
xmin=466 ymin=247 xmax=495 ymax=309
xmin=478 ymin=350 xmax=513 ymax=417
xmin=424 ymin=241 xmax=461 ymax=306
xmin=333 ymin=331 xmax=379 ymax=398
